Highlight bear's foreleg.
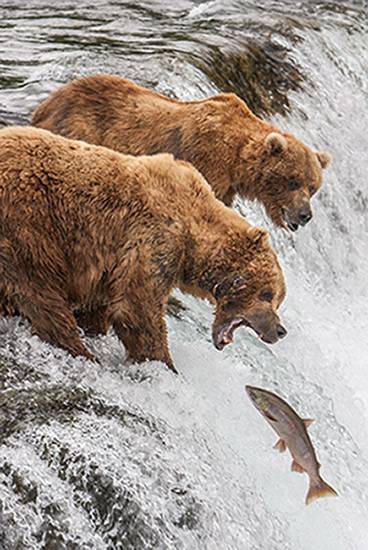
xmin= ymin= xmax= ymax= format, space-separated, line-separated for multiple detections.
xmin=0 ymin=288 xmax=19 ymax=317
xmin=111 ymin=298 xmax=177 ymax=374
xmin=0 ymin=234 xmax=95 ymax=360
xmin=75 ymin=306 xmax=109 ymax=337
xmin=113 ymin=315 xmax=177 ymax=373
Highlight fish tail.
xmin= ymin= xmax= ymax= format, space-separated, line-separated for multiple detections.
xmin=305 ymin=476 xmax=338 ymax=505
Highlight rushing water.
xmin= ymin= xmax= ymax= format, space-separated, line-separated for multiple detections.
xmin=0 ymin=1 xmax=367 ymax=548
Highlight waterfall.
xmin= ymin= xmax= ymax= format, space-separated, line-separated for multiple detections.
xmin=0 ymin=1 xmax=367 ymax=548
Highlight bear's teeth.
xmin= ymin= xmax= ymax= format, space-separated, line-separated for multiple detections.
xmin=223 ymin=333 xmax=233 ymax=344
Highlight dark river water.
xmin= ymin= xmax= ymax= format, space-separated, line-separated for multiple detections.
xmin=0 ymin=1 xmax=368 ymax=549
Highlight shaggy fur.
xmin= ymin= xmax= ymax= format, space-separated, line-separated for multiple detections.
xmin=0 ymin=127 xmax=287 ymax=372
xmin=32 ymin=74 xmax=331 ymax=229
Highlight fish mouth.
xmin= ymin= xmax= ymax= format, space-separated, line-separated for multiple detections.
xmin=245 ymin=386 xmax=278 ymax=420
xmin=282 ymin=208 xmax=299 ymax=232
xmin=245 ymin=385 xmax=268 ymax=402
xmin=245 ymin=385 xmax=259 ymax=400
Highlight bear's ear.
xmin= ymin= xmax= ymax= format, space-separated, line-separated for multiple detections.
xmin=265 ymin=132 xmax=288 ymax=155
xmin=316 ymin=151 xmax=332 ymax=169
xmin=248 ymin=226 xmax=269 ymax=247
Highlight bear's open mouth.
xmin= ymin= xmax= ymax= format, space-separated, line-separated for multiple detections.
xmin=286 ymin=220 xmax=299 ymax=231
xmin=282 ymin=208 xmax=299 ymax=232
xmin=213 ymin=317 xmax=249 ymax=350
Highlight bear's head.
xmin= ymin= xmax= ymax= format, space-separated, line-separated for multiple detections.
xmin=211 ymin=226 xmax=287 ymax=349
xmin=239 ymin=131 xmax=331 ymax=230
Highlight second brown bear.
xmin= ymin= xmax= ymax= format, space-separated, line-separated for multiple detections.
xmin=33 ymin=74 xmax=331 ymax=231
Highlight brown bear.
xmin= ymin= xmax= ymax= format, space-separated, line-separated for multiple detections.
xmin=0 ymin=127 xmax=287 ymax=373
xmin=32 ymin=74 xmax=331 ymax=231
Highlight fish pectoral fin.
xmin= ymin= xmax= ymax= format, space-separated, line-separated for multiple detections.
xmin=273 ymin=438 xmax=287 ymax=453
xmin=291 ymin=460 xmax=305 ymax=473
xmin=303 ymin=418 xmax=315 ymax=428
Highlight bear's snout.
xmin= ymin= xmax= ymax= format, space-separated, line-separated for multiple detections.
xmin=277 ymin=323 xmax=287 ymax=339
xmin=261 ymin=323 xmax=287 ymax=344
xmin=298 ymin=206 xmax=313 ymax=226
xmin=283 ymin=203 xmax=313 ymax=231
xmin=245 ymin=308 xmax=287 ymax=345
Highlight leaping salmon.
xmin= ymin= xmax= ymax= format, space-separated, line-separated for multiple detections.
xmin=245 ymin=385 xmax=338 ymax=505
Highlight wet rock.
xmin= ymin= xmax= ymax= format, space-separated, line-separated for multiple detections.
xmin=188 ymin=40 xmax=304 ymax=116
xmin=0 ymin=384 xmax=167 ymax=445
xmin=0 ymin=355 xmax=46 ymax=391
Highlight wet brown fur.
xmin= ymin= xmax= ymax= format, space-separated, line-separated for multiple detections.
xmin=32 ymin=74 xmax=331 ymax=227
xmin=0 ymin=127 xmax=286 ymax=371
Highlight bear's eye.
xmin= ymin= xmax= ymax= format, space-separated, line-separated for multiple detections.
xmin=288 ymin=179 xmax=301 ymax=191
xmin=259 ymin=289 xmax=273 ymax=302
xmin=232 ymin=276 xmax=246 ymax=289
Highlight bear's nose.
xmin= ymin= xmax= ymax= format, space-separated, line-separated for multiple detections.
xmin=298 ymin=207 xmax=312 ymax=225
xmin=276 ymin=324 xmax=287 ymax=339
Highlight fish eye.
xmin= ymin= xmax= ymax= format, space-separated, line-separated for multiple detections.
xmin=288 ymin=178 xmax=301 ymax=191
xmin=259 ymin=289 xmax=273 ymax=302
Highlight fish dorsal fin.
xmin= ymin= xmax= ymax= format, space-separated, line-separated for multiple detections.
xmin=303 ymin=418 xmax=314 ymax=428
